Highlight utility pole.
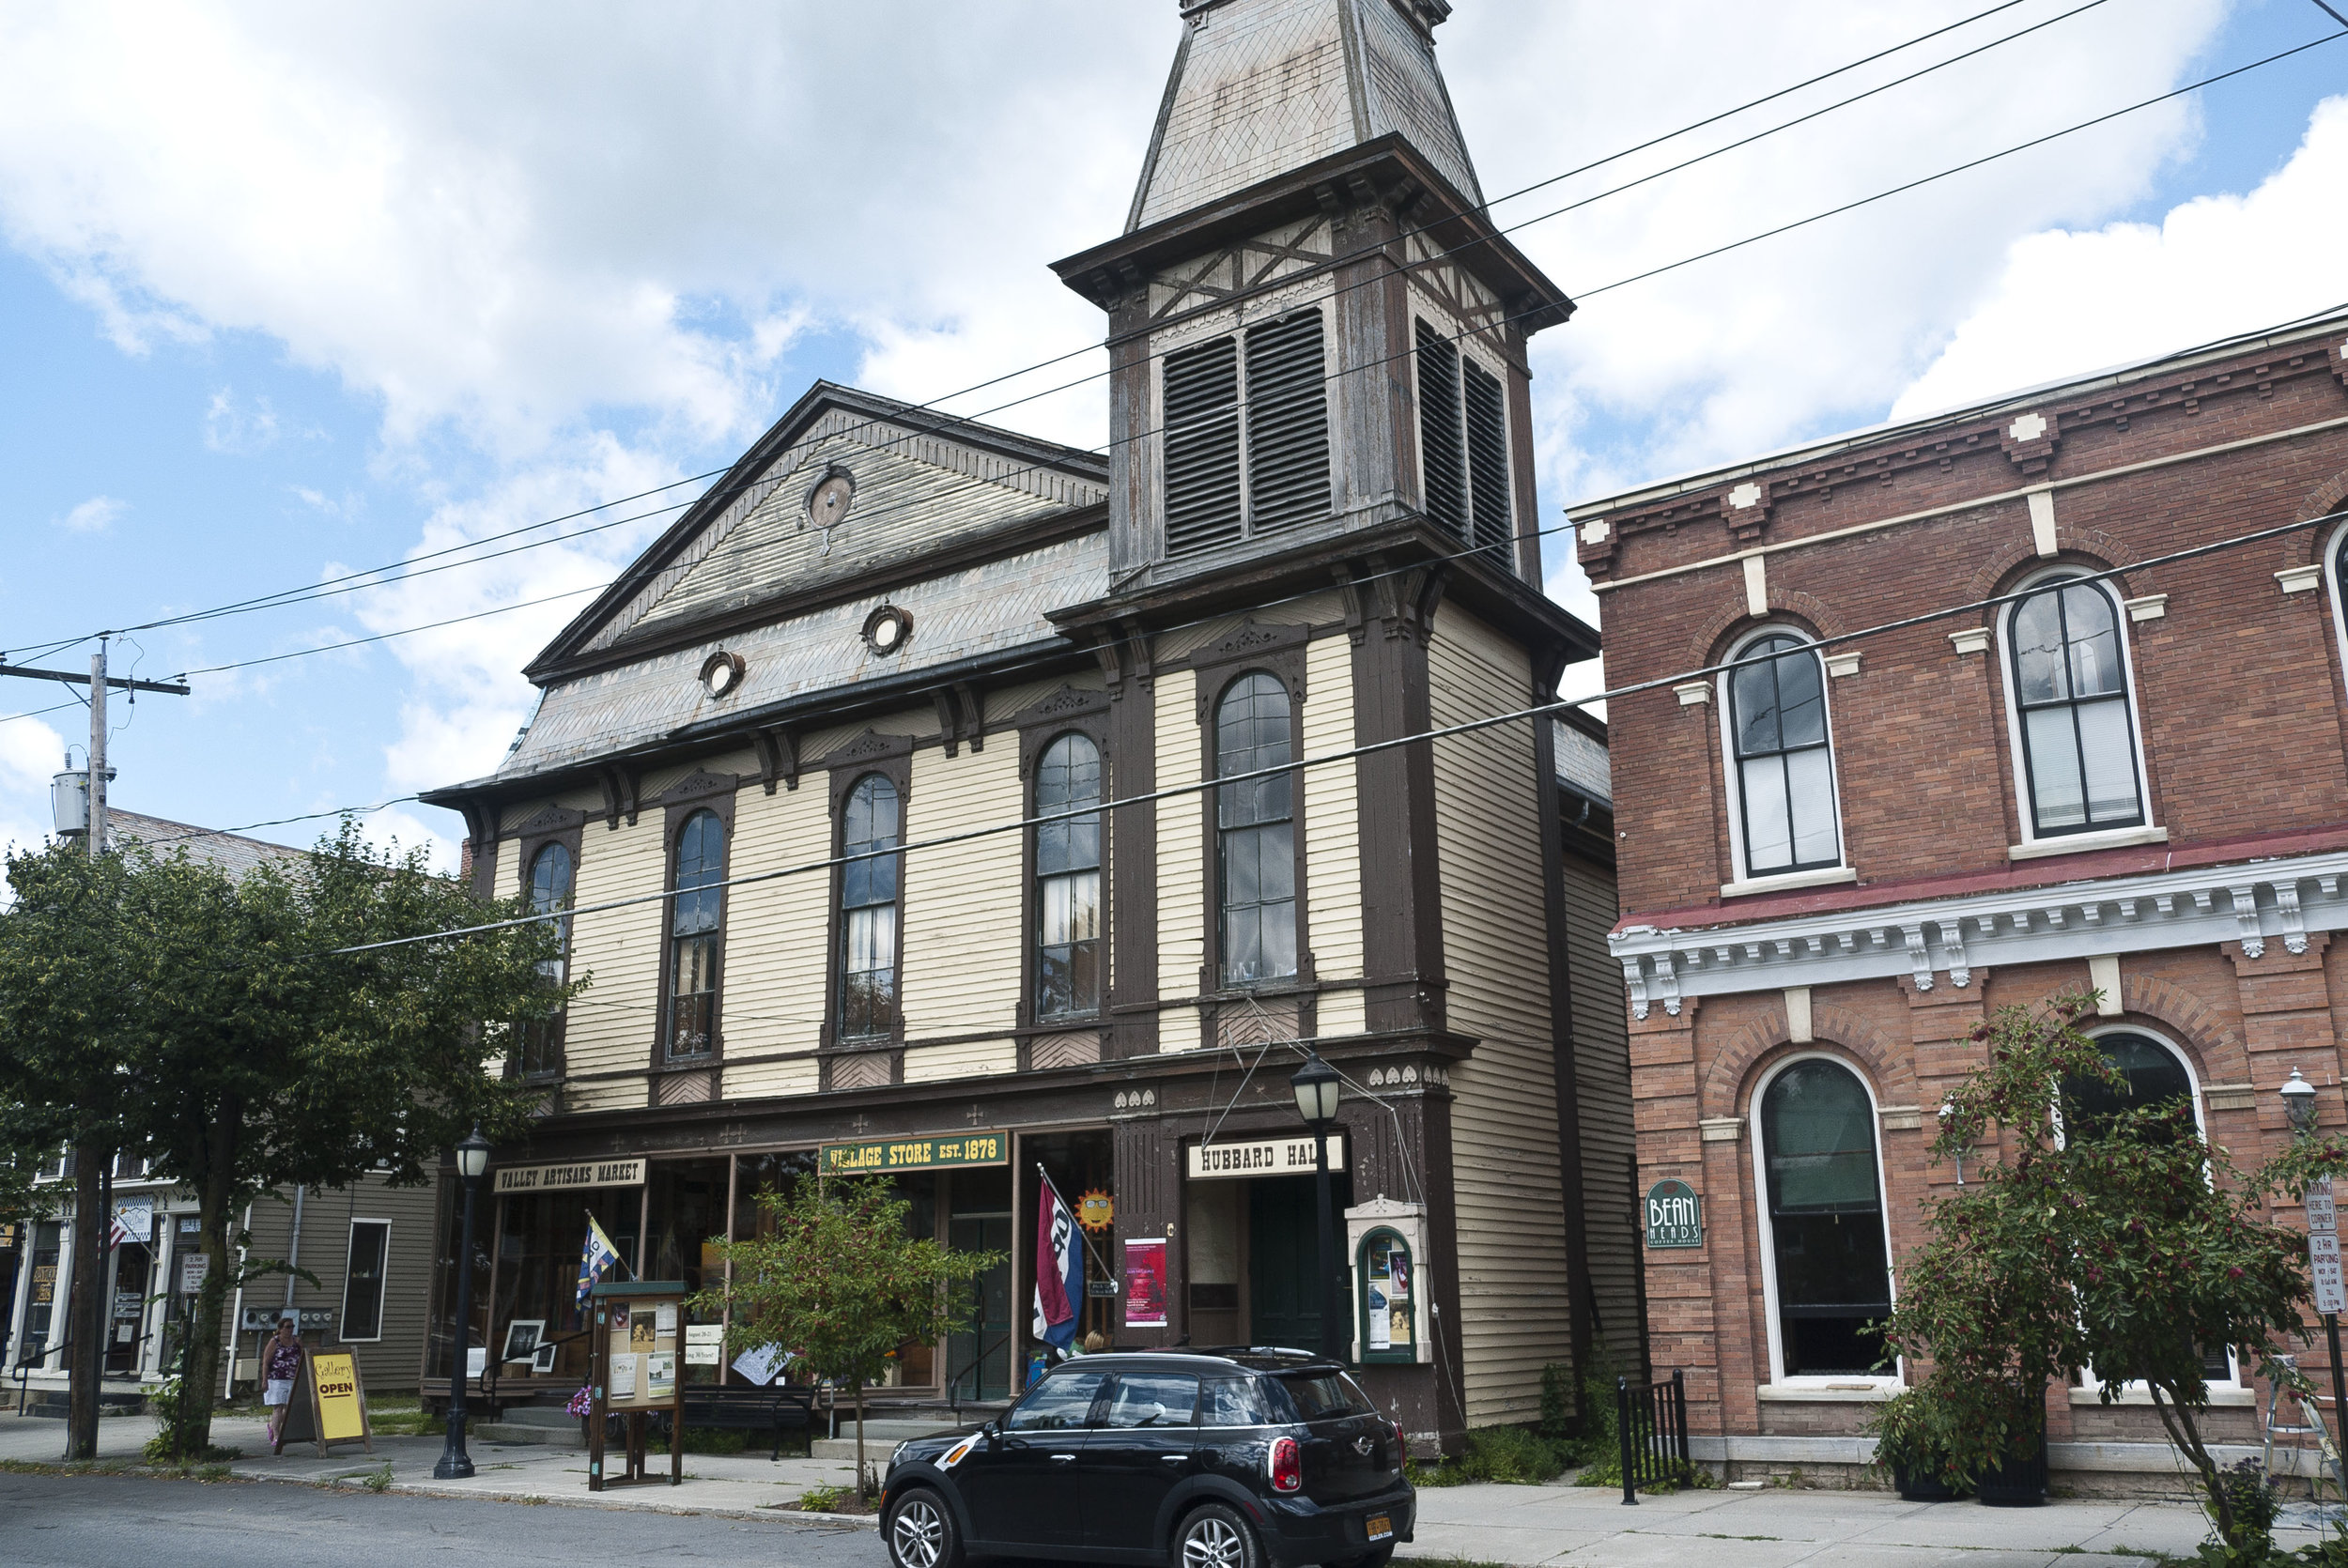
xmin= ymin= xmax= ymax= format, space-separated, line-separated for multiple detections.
xmin=0 ymin=640 xmax=187 ymax=1458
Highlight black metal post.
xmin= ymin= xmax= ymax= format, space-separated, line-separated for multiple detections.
xmin=434 ymin=1170 xmax=482 ymax=1479
xmin=2327 ymin=1314 xmax=2347 ymax=1443
xmin=1617 ymin=1376 xmax=1637 ymax=1505
xmin=1312 ymin=1122 xmax=1342 ymax=1362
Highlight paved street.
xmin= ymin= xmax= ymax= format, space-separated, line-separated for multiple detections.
xmin=0 ymin=1409 xmax=2327 ymax=1566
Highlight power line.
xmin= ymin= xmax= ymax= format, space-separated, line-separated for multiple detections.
xmin=319 ymin=500 xmax=2348 ymax=958
xmin=1 ymin=1 xmax=2089 ymax=661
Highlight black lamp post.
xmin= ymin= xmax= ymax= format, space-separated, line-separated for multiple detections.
xmin=2280 ymin=1069 xmax=2346 ymax=1427
xmin=1290 ymin=1053 xmax=1345 ymax=1363
xmin=435 ymin=1125 xmax=493 ymax=1480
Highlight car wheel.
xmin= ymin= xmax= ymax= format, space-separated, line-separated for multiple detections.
xmin=1330 ymin=1549 xmax=1395 ymax=1568
xmin=885 ymin=1487 xmax=963 ymax=1568
xmin=1173 ymin=1501 xmax=1261 ymax=1568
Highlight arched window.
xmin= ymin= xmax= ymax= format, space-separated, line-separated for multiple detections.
xmin=517 ymin=841 xmax=573 ymax=1078
xmin=1215 ymin=672 xmax=1296 ymax=987
xmin=1723 ymin=631 xmax=1840 ymax=878
xmin=667 ymin=811 xmax=724 ymax=1060
xmin=1756 ymin=1058 xmax=1893 ymax=1380
xmin=840 ymin=775 xmax=902 ymax=1040
xmin=2058 ymin=1030 xmax=2196 ymax=1145
xmin=1035 ymin=733 xmax=1103 ymax=1020
xmin=2007 ymin=575 xmax=2145 ymax=837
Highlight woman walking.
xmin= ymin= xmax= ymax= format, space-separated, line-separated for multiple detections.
xmin=263 ymin=1313 xmax=305 ymax=1454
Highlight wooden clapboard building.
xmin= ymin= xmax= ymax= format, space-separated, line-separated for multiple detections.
xmin=422 ymin=0 xmax=1632 ymax=1446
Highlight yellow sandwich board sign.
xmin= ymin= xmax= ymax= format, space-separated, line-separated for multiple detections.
xmin=281 ymin=1348 xmax=373 ymax=1455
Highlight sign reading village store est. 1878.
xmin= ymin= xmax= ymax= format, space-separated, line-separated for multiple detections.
xmin=821 ymin=1130 xmax=1009 ymax=1174
xmin=1645 ymin=1179 xmax=1703 ymax=1249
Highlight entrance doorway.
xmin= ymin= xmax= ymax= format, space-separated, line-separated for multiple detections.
xmin=947 ymin=1215 xmax=1012 ymax=1401
xmin=1248 ymin=1176 xmax=1337 ymax=1351
xmin=105 ymin=1241 xmax=151 ymax=1376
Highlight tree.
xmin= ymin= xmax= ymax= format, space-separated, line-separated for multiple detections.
xmin=692 ymin=1176 xmax=1000 ymax=1493
xmin=0 ymin=821 xmax=570 ymax=1460
xmin=1880 ymin=992 xmax=2315 ymax=1554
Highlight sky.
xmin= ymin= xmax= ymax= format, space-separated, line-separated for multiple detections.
xmin=1 ymin=0 xmax=2342 ymax=869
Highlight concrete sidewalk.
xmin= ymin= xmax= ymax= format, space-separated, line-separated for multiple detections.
xmin=3 ymin=1408 xmax=2332 ymax=1565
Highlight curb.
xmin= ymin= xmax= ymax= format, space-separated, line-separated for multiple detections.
xmin=257 ymin=1466 xmax=879 ymax=1528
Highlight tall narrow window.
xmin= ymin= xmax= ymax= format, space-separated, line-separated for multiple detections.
xmin=1414 ymin=321 xmax=1466 ymax=540
xmin=1726 ymin=632 xmax=1839 ymax=878
xmin=341 ymin=1221 xmax=391 ymax=1342
xmin=2009 ymin=576 xmax=2144 ymax=837
xmin=1034 ymin=734 xmax=1103 ymax=1019
xmin=519 ymin=841 xmax=574 ymax=1078
xmin=1160 ymin=311 xmax=1330 ymax=559
xmin=840 ymin=775 xmax=902 ymax=1040
xmin=1759 ymin=1059 xmax=1892 ymax=1379
xmin=1215 ymin=673 xmax=1297 ymax=987
xmin=667 ymin=811 xmax=724 ymax=1059
xmin=1461 ymin=360 xmax=1511 ymax=553
xmin=1415 ymin=319 xmax=1512 ymax=554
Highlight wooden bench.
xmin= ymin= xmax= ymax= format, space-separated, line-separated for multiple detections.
xmin=666 ymin=1381 xmax=815 ymax=1460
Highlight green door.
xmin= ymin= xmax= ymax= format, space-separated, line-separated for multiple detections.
xmin=947 ymin=1216 xmax=1012 ymax=1400
xmin=1248 ymin=1177 xmax=1321 ymax=1351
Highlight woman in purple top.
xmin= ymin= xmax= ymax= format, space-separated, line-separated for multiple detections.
xmin=263 ymin=1314 xmax=305 ymax=1453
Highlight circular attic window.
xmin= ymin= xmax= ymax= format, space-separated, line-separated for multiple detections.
xmin=863 ymin=605 xmax=913 ymax=656
xmin=807 ymin=469 xmax=855 ymax=530
xmin=700 ymin=650 xmax=747 ymax=699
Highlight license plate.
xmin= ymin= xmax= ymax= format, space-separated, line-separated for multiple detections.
xmin=1365 ymin=1515 xmax=1393 ymax=1542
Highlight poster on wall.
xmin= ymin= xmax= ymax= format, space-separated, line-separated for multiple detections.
xmin=1122 ymin=1239 xmax=1166 ymax=1329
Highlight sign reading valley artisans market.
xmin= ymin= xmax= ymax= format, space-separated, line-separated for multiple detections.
xmin=821 ymin=1130 xmax=1008 ymax=1175
xmin=494 ymin=1158 xmax=647 ymax=1195
xmin=1186 ymin=1135 xmax=1345 ymax=1180
xmin=1645 ymin=1179 xmax=1704 ymax=1249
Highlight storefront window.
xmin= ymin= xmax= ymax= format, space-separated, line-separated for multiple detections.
xmin=485 ymin=1186 xmax=639 ymax=1385
xmin=1759 ymin=1058 xmax=1892 ymax=1379
xmin=24 ymin=1221 xmax=62 ymax=1357
xmin=1355 ymin=1229 xmax=1413 ymax=1364
xmin=646 ymin=1160 xmax=730 ymax=1385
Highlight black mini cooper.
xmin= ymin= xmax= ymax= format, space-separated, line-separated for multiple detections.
xmin=880 ymin=1350 xmax=1413 ymax=1568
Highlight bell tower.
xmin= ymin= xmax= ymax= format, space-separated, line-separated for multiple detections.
xmin=1053 ymin=0 xmax=1572 ymax=598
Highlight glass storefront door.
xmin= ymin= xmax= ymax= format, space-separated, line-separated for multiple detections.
xmin=105 ymin=1240 xmax=152 ymax=1375
xmin=23 ymin=1222 xmax=62 ymax=1361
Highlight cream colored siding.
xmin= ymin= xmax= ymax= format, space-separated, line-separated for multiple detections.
xmin=904 ymin=1038 xmax=1018 ymax=1083
xmin=1429 ymin=601 xmax=1570 ymax=1426
xmin=720 ymin=781 xmax=832 ymax=1100
xmin=1313 ymin=987 xmax=1365 ymax=1040
xmin=901 ymin=746 xmax=1023 ymax=1042
xmin=559 ymin=814 xmax=668 ymax=1112
xmin=493 ymin=830 xmax=526 ymax=903
xmin=1564 ymin=853 xmax=1642 ymax=1377
xmin=1156 ymin=672 xmax=1207 ymax=1039
xmin=1302 ymin=635 xmax=1363 ymax=992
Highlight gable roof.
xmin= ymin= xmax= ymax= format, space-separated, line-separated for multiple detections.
xmin=524 ymin=382 xmax=1109 ymax=683
xmin=1128 ymin=0 xmax=1480 ymax=234
xmin=105 ymin=809 xmax=309 ymax=882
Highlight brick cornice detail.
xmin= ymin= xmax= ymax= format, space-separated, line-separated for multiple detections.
xmin=1704 ymin=1003 xmax=1910 ymax=1118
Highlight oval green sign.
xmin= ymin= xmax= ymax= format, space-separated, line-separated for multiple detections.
xmin=1645 ymin=1179 xmax=1703 ymax=1249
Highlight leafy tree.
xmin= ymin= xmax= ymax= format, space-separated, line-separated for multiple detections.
xmin=1880 ymin=992 xmax=2318 ymax=1555
xmin=0 ymin=822 xmax=570 ymax=1460
xmin=693 ymin=1176 xmax=1000 ymax=1493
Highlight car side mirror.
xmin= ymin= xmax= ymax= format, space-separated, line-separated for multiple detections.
xmin=981 ymin=1420 xmax=1001 ymax=1445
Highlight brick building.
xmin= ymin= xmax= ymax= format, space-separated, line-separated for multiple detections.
xmin=1571 ymin=311 xmax=2348 ymax=1485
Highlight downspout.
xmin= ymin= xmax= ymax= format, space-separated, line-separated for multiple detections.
xmin=222 ymin=1203 xmax=253 ymax=1402
xmin=280 ymin=1186 xmax=305 ymax=1314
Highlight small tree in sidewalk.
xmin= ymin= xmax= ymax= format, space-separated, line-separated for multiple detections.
xmin=1879 ymin=992 xmax=2320 ymax=1557
xmin=692 ymin=1176 xmax=999 ymax=1496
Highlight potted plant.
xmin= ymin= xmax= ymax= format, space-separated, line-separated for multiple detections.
xmin=1867 ymin=1390 xmax=1966 ymax=1502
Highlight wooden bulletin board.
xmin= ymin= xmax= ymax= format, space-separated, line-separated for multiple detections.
xmin=587 ymin=1281 xmax=685 ymax=1490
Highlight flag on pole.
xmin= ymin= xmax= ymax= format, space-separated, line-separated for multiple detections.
xmin=1031 ymin=1172 xmax=1083 ymax=1349
xmin=578 ymin=1215 xmax=621 ymax=1307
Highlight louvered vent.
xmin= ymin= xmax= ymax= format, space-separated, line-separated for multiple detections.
xmin=1462 ymin=360 xmax=1510 ymax=555
xmin=1244 ymin=312 xmax=1331 ymax=534
xmin=1164 ymin=336 xmax=1243 ymax=557
xmin=1415 ymin=320 xmax=1467 ymax=541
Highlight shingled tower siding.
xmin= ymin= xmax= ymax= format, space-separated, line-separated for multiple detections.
xmin=1580 ymin=314 xmax=2348 ymax=1485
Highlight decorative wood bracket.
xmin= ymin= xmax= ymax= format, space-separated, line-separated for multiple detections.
xmin=595 ymin=764 xmax=639 ymax=830
xmin=751 ymin=726 xmax=800 ymax=794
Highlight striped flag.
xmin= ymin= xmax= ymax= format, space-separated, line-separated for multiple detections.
xmin=577 ymin=1215 xmax=621 ymax=1306
xmin=1031 ymin=1174 xmax=1082 ymax=1349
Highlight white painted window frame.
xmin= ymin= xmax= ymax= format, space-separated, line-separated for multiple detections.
xmin=1716 ymin=626 xmax=1849 ymax=886
xmin=2065 ymin=1025 xmax=2245 ymax=1399
xmin=2323 ymin=517 xmax=2348 ymax=702
xmin=1996 ymin=567 xmax=2158 ymax=851
xmin=1749 ymin=1051 xmax=1903 ymax=1391
xmin=339 ymin=1218 xmax=393 ymax=1345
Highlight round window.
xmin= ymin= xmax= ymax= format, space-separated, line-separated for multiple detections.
xmin=699 ymin=650 xmax=746 ymax=699
xmin=808 ymin=469 xmax=855 ymax=530
xmin=863 ymin=605 xmax=913 ymax=655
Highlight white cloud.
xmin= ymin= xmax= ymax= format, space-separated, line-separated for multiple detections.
xmin=58 ymin=494 xmax=124 ymax=532
xmin=204 ymin=387 xmax=280 ymax=453
xmin=0 ymin=714 xmax=67 ymax=861
xmin=1894 ymin=94 xmax=2348 ymax=419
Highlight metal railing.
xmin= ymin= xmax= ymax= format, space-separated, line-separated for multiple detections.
xmin=945 ymin=1331 xmax=1011 ymax=1418
xmin=13 ymin=1338 xmax=71 ymax=1416
xmin=1616 ymin=1370 xmax=1693 ymax=1505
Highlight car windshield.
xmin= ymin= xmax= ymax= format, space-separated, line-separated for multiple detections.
xmin=1006 ymin=1369 xmax=1105 ymax=1431
xmin=1275 ymin=1371 xmax=1375 ymax=1421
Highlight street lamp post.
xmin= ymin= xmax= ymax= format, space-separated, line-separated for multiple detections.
xmin=1290 ymin=1053 xmax=1345 ymax=1364
xmin=435 ymin=1126 xmax=493 ymax=1481
xmin=2280 ymin=1071 xmax=2347 ymax=1430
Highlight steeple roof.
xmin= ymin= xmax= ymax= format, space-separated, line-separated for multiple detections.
xmin=1126 ymin=0 xmax=1482 ymax=233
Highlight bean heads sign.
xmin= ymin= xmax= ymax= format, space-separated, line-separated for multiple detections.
xmin=1645 ymin=1179 xmax=1704 ymax=1250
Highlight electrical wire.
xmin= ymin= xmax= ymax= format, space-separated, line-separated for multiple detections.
xmin=0 ymin=0 xmax=2100 ymax=661
xmin=314 ymin=500 xmax=2348 ymax=958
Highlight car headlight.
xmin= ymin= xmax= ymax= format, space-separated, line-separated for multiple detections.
xmin=890 ymin=1441 xmax=909 ymax=1468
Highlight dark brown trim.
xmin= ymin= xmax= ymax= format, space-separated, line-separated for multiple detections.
xmin=512 ymin=810 xmax=587 ymax=1084
xmin=1351 ymin=569 xmax=1446 ymax=1035
xmin=1012 ymin=688 xmax=1115 ymax=1067
xmin=1184 ymin=621 xmax=1309 ymax=717
xmin=1104 ymin=637 xmax=1161 ymax=1059
xmin=651 ymin=774 xmax=738 ymax=1079
xmin=751 ymin=725 xmax=800 ymax=794
xmin=1533 ymin=710 xmax=1598 ymax=1414
xmin=1197 ymin=659 xmax=1316 ymax=1024
xmin=821 ymin=737 xmax=915 ymax=1069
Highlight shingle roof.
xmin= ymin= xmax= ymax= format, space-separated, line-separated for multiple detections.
xmin=104 ymin=809 xmax=309 ymax=883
